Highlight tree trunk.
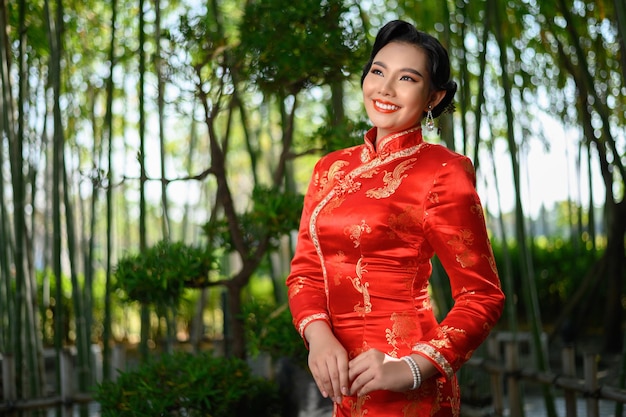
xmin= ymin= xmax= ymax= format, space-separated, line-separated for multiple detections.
xmin=138 ymin=0 xmax=150 ymax=361
xmin=83 ymin=87 xmax=102 ymax=385
xmin=585 ymin=141 xmax=597 ymax=254
xmin=155 ymin=0 xmax=170 ymax=239
xmin=44 ymin=0 xmax=66 ymax=400
xmin=62 ymin=152 xmax=91 ymax=388
xmin=13 ymin=0 xmax=28 ymax=398
xmin=492 ymin=2 xmax=557 ymax=416
xmin=182 ymin=111 xmax=198 ymax=242
xmin=102 ymin=0 xmax=118 ymax=381
xmin=0 ymin=0 xmax=16 ymax=360
xmin=602 ymin=200 xmax=626 ymax=352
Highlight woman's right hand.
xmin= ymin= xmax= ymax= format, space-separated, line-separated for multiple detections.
xmin=305 ymin=321 xmax=350 ymax=403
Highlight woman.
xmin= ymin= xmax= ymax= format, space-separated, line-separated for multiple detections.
xmin=286 ymin=20 xmax=505 ymax=417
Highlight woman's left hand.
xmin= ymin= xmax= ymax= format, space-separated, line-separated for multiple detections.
xmin=348 ymin=349 xmax=413 ymax=396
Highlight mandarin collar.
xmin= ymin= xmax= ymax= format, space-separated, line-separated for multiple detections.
xmin=362 ymin=126 xmax=424 ymax=162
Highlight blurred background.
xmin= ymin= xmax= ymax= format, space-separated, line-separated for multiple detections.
xmin=0 ymin=0 xmax=624 ymax=416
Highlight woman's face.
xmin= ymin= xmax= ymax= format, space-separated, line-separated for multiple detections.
xmin=362 ymin=41 xmax=442 ymax=141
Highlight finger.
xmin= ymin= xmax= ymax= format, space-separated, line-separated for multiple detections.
xmin=339 ymin=362 xmax=350 ymax=397
xmin=311 ymin=359 xmax=335 ymax=399
xmin=350 ymin=371 xmax=372 ymax=397
xmin=336 ymin=355 xmax=350 ymax=398
xmin=348 ymin=353 xmax=370 ymax=382
xmin=349 ymin=349 xmax=369 ymax=365
xmin=349 ymin=377 xmax=361 ymax=396
xmin=348 ymin=361 xmax=362 ymax=382
xmin=327 ymin=356 xmax=346 ymax=402
xmin=311 ymin=366 xmax=329 ymax=398
xmin=349 ymin=359 xmax=374 ymax=396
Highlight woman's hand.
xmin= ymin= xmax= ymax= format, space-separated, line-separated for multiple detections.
xmin=348 ymin=349 xmax=414 ymax=396
xmin=305 ymin=322 xmax=350 ymax=403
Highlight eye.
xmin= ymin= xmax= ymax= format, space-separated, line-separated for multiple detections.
xmin=371 ymin=68 xmax=383 ymax=76
xmin=400 ymin=75 xmax=416 ymax=82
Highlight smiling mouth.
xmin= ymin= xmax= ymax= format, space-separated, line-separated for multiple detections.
xmin=374 ymin=100 xmax=399 ymax=111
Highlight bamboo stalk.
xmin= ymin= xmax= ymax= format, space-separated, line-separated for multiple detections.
xmin=562 ymin=346 xmax=577 ymax=417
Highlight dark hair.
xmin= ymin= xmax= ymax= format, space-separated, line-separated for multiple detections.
xmin=360 ymin=20 xmax=457 ymax=118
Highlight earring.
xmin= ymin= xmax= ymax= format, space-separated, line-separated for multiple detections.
xmin=425 ymin=105 xmax=435 ymax=131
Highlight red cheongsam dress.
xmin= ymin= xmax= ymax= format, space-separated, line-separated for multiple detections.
xmin=286 ymin=126 xmax=505 ymax=417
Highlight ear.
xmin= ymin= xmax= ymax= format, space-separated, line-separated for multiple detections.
xmin=429 ymin=89 xmax=447 ymax=109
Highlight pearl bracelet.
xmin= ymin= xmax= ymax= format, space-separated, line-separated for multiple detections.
xmin=401 ymin=355 xmax=422 ymax=390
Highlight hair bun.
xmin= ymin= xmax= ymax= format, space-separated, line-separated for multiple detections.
xmin=432 ymin=80 xmax=457 ymax=118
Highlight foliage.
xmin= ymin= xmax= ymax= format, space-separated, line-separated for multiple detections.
xmin=169 ymin=8 xmax=228 ymax=82
xmin=490 ymin=238 xmax=601 ymax=324
xmin=313 ymin=117 xmax=372 ymax=154
xmin=238 ymin=0 xmax=368 ymax=95
xmin=95 ymin=351 xmax=281 ymax=417
xmin=243 ymin=301 xmax=308 ymax=368
xmin=532 ymin=238 xmax=600 ymax=319
xmin=113 ymin=240 xmax=213 ymax=308
xmin=202 ymin=185 xmax=304 ymax=255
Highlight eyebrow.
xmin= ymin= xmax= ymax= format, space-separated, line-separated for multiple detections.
xmin=372 ymin=61 xmax=424 ymax=78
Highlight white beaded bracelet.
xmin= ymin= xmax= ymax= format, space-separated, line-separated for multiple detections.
xmin=401 ymin=355 xmax=422 ymax=390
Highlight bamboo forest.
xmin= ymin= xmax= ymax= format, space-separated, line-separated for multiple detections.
xmin=0 ymin=0 xmax=624 ymax=416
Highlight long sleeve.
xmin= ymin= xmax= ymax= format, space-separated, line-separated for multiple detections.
xmin=414 ymin=154 xmax=505 ymax=378
xmin=286 ymin=158 xmax=332 ymax=340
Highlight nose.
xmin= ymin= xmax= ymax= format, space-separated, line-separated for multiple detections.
xmin=379 ymin=78 xmax=395 ymax=96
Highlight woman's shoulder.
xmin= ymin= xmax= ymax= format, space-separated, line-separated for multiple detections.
xmin=420 ymin=143 xmax=476 ymax=177
xmin=422 ymin=142 xmax=467 ymax=161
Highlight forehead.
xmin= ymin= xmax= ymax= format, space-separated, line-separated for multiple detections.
xmin=373 ymin=42 xmax=429 ymax=72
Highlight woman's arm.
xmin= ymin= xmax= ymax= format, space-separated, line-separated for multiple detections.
xmin=416 ymin=154 xmax=505 ymax=377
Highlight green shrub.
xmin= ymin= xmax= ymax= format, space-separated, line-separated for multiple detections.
xmin=490 ymin=238 xmax=601 ymax=324
xmin=113 ymin=240 xmax=213 ymax=308
xmin=243 ymin=301 xmax=308 ymax=368
xmin=95 ymin=351 xmax=281 ymax=417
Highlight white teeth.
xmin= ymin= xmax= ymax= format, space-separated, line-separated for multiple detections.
xmin=375 ymin=101 xmax=399 ymax=110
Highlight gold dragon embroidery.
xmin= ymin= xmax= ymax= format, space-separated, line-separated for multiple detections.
xmin=315 ymin=160 xmax=349 ymax=199
xmin=385 ymin=311 xmax=419 ymax=357
xmin=344 ymin=220 xmax=372 ymax=248
xmin=349 ymin=257 xmax=371 ymax=316
xmin=366 ymin=158 xmax=416 ymax=199
xmin=349 ymin=393 xmax=370 ymax=417
xmin=329 ymin=251 xmax=346 ymax=286
xmin=447 ymin=229 xmax=477 ymax=268
xmin=287 ymin=276 xmax=306 ymax=298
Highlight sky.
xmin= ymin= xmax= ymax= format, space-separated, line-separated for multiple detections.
xmin=474 ymin=113 xmax=606 ymax=219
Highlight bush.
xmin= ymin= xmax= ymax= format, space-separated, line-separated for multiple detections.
xmin=490 ymin=237 xmax=601 ymax=325
xmin=113 ymin=240 xmax=213 ymax=308
xmin=95 ymin=351 xmax=281 ymax=417
xmin=243 ymin=301 xmax=308 ymax=368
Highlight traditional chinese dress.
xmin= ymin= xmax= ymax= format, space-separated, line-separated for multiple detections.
xmin=286 ymin=126 xmax=505 ymax=417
